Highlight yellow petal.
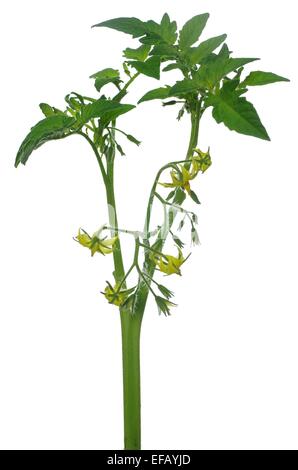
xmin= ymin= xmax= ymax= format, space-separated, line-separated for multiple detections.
xmin=76 ymin=229 xmax=92 ymax=248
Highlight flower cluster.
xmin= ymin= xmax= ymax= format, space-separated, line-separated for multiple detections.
xmin=160 ymin=147 xmax=211 ymax=194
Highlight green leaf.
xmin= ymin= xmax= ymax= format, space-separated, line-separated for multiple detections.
xmin=123 ymin=44 xmax=151 ymax=61
xmin=15 ymin=115 xmax=75 ymax=167
xmin=188 ymin=34 xmax=227 ymax=65
xmin=89 ymin=68 xmax=121 ymax=92
xmin=128 ymin=56 xmax=161 ymax=79
xmin=138 ymin=86 xmax=170 ymax=103
xmin=178 ymin=13 xmax=209 ymax=49
xmin=223 ymin=58 xmax=259 ymax=76
xmin=94 ymin=77 xmax=120 ymax=92
xmin=39 ymin=103 xmax=55 ymax=117
xmin=242 ymin=70 xmax=290 ymax=86
xmin=150 ymin=43 xmax=177 ymax=57
xmin=163 ymin=63 xmax=180 ymax=72
xmin=169 ymin=79 xmax=199 ymax=96
xmin=159 ymin=13 xmax=177 ymax=45
xmin=195 ymin=55 xmax=259 ymax=89
xmin=93 ymin=14 xmax=177 ymax=45
xmin=143 ymin=14 xmax=177 ymax=45
xmin=89 ymin=68 xmax=119 ymax=80
xmin=92 ymin=17 xmax=147 ymax=37
xmin=138 ymin=14 xmax=177 ymax=46
xmin=207 ymin=89 xmax=270 ymax=140
xmin=80 ymin=99 xmax=135 ymax=124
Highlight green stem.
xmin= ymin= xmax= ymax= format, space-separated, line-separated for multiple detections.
xmin=120 ymin=311 xmax=142 ymax=449
xmin=76 ymin=131 xmax=108 ymax=186
xmin=114 ymin=73 xmax=140 ymax=103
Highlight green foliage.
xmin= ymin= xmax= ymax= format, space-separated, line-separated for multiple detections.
xmin=187 ymin=34 xmax=227 ymax=65
xmin=92 ymin=17 xmax=147 ymax=37
xmin=93 ymin=11 xmax=289 ymax=142
xmin=169 ymin=79 xmax=199 ymax=96
xmin=206 ymin=88 xmax=270 ymax=140
xmin=90 ymin=68 xmax=121 ymax=92
xmin=138 ymin=87 xmax=170 ymax=103
xmin=178 ymin=13 xmax=209 ymax=49
xmin=149 ymin=43 xmax=177 ymax=58
xmin=39 ymin=103 xmax=63 ymax=117
xmin=139 ymin=13 xmax=177 ymax=45
xmin=80 ymin=99 xmax=135 ymax=124
xmin=15 ymin=115 xmax=75 ymax=167
xmin=15 ymin=10 xmax=289 ymax=317
xmin=94 ymin=13 xmax=177 ymax=45
xmin=196 ymin=56 xmax=259 ymax=89
xmin=127 ymin=56 xmax=161 ymax=79
xmin=242 ymin=71 xmax=290 ymax=86
xmin=123 ymin=44 xmax=151 ymax=61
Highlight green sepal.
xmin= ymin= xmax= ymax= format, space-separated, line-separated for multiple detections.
xmin=189 ymin=190 xmax=200 ymax=204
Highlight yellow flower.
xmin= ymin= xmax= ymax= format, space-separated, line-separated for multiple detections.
xmin=192 ymin=148 xmax=212 ymax=173
xmin=160 ymin=166 xmax=192 ymax=194
xmin=75 ymin=228 xmax=118 ymax=256
xmin=152 ymin=248 xmax=186 ymax=276
xmin=103 ymin=282 xmax=135 ymax=307
xmin=159 ymin=148 xmax=211 ymax=194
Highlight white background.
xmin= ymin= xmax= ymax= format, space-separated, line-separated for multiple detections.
xmin=0 ymin=0 xmax=297 ymax=450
